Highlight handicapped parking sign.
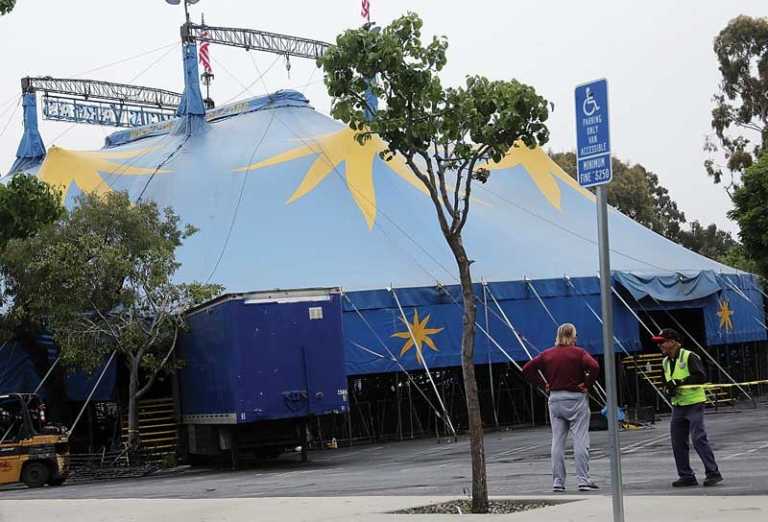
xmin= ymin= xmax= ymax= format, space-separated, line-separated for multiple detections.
xmin=575 ymin=79 xmax=612 ymax=187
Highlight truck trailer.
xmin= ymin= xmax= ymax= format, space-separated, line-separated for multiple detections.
xmin=178 ymin=288 xmax=348 ymax=465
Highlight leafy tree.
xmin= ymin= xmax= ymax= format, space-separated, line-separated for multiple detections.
xmin=2 ymin=191 xmax=222 ymax=447
xmin=0 ymin=174 xmax=63 ymax=253
xmin=705 ymin=15 xmax=768 ymax=197
xmin=0 ymin=0 xmax=16 ymax=15
xmin=0 ymin=174 xmax=64 ymax=339
xmin=718 ymin=244 xmax=759 ymax=275
xmin=677 ymin=221 xmax=737 ymax=262
xmin=729 ymin=153 xmax=768 ymax=277
xmin=318 ymin=13 xmax=549 ymax=512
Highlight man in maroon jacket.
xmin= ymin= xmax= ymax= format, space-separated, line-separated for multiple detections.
xmin=522 ymin=323 xmax=600 ymax=493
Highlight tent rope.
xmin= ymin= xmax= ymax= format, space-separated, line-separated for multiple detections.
xmin=431 ymin=282 xmax=549 ymax=400
xmin=522 ymin=278 xmax=608 ymax=406
xmin=646 ymin=293 xmax=753 ymax=403
xmin=609 ymin=278 xmax=752 ymax=402
xmin=389 ymin=287 xmax=458 ymax=439
xmin=483 ymin=282 xmax=552 ymax=394
xmin=341 ymin=291 xmax=448 ymax=425
xmin=564 ymin=276 xmax=671 ymax=408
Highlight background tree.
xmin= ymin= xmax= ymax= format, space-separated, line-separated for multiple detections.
xmin=729 ymin=153 xmax=768 ymax=277
xmin=2 ymin=191 xmax=222 ymax=447
xmin=319 ymin=13 xmax=549 ymax=513
xmin=676 ymin=221 xmax=738 ymax=262
xmin=0 ymin=0 xmax=16 ymax=15
xmin=705 ymin=15 xmax=768 ymax=197
xmin=0 ymin=174 xmax=64 ymax=339
xmin=718 ymin=243 xmax=760 ymax=276
xmin=0 ymin=174 xmax=63 ymax=255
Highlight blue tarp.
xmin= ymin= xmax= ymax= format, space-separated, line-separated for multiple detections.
xmin=0 ymin=342 xmax=44 ymax=396
xmin=342 ymin=274 xmax=768 ymax=376
xmin=614 ymin=270 xmax=723 ymax=302
xmin=105 ymin=90 xmax=310 ymax=148
xmin=342 ymin=277 xmax=642 ymax=376
xmin=705 ymin=274 xmax=767 ymax=345
xmin=9 ymin=93 xmax=45 ymax=174
xmin=0 ymin=340 xmax=116 ymax=401
xmin=611 ymin=272 xmax=767 ymax=346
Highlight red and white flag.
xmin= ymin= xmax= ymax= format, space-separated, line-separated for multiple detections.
xmin=361 ymin=0 xmax=370 ymax=22
xmin=199 ymin=32 xmax=212 ymax=74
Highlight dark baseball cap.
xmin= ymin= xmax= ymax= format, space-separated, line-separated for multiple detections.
xmin=651 ymin=328 xmax=681 ymax=343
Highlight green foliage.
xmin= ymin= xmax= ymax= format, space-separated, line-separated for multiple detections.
xmin=718 ymin=244 xmax=760 ymax=275
xmin=0 ymin=174 xmax=63 ymax=253
xmin=0 ymin=174 xmax=63 ymax=340
xmin=319 ymin=13 xmax=550 ymax=513
xmin=2 ymin=191 xmax=222 ymax=406
xmin=319 ymin=13 xmax=550 ymax=238
xmin=0 ymin=0 xmax=16 ymax=15
xmin=729 ymin=153 xmax=768 ymax=277
xmin=705 ymin=15 xmax=768 ymax=196
xmin=677 ymin=221 xmax=737 ymax=262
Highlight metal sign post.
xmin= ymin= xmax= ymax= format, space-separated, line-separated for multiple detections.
xmin=575 ymin=78 xmax=624 ymax=522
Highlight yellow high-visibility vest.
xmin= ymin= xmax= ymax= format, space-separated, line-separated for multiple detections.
xmin=663 ymin=348 xmax=707 ymax=406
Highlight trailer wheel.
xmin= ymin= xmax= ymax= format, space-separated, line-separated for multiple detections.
xmin=21 ymin=462 xmax=50 ymax=488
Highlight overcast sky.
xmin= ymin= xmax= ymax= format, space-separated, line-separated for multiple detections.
xmin=0 ymin=1 xmax=763 ymax=234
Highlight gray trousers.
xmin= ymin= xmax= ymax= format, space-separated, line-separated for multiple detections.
xmin=549 ymin=391 xmax=591 ymax=487
xmin=671 ymin=403 xmax=720 ymax=479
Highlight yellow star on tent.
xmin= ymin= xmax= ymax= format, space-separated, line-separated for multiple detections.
xmin=717 ymin=299 xmax=734 ymax=331
xmin=391 ymin=310 xmax=444 ymax=364
xmin=38 ymin=146 xmax=167 ymax=197
xmin=235 ymin=127 xmax=427 ymax=229
xmin=482 ymin=144 xmax=594 ymax=210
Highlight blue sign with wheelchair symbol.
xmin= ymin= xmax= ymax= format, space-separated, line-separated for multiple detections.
xmin=575 ymin=79 xmax=612 ymax=187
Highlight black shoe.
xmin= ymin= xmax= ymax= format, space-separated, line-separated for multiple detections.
xmin=703 ymin=475 xmax=723 ymax=487
xmin=672 ymin=477 xmax=699 ymax=487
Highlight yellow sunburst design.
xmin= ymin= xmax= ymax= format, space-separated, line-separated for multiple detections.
xmin=38 ymin=146 xmax=168 ymax=197
xmin=391 ymin=310 xmax=444 ymax=364
xmin=483 ymin=144 xmax=594 ymax=210
xmin=717 ymin=299 xmax=734 ymax=331
xmin=235 ymin=128 xmax=427 ymax=229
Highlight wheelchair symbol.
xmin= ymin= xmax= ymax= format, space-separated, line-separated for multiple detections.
xmin=582 ymin=87 xmax=600 ymax=116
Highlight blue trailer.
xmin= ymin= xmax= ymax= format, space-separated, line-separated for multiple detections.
xmin=178 ymin=288 xmax=348 ymax=464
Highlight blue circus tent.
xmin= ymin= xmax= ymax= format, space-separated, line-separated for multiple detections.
xmin=0 ymin=339 xmax=116 ymax=401
xmin=6 ymin=89 xmax=766 ymax=377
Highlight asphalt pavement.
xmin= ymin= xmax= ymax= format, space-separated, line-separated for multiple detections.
xmin=1 ymin=402 xmax=766 ymax=500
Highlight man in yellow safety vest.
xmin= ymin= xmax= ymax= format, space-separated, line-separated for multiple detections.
xmin=652 ymin=328 xmax=723 ymax=487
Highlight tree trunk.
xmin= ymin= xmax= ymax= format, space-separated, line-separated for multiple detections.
xmin=449 ymin=234 xmax=488 ymax=513
xmin=127 ymin=358 xmax=140 ymax=449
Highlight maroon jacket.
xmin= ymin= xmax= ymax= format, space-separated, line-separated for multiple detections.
xmin=522 ymin=345 xmax=600 ymax=393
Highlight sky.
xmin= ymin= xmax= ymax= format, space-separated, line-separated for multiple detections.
xmin=0 ymin=0 xmax=763 ymax=235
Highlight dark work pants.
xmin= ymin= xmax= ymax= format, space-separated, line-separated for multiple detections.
xmin=670 ymin=403 xmax=720 ymax=479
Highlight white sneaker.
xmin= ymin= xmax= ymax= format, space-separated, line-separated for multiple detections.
xmin=552 ymin=485 xmax=566 ymax=493
xmin=578 ymin=482 xmax=599 ymax=492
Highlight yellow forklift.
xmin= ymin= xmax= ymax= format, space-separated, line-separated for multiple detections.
xmin=0 ymin=393 xmax=70 ymax=488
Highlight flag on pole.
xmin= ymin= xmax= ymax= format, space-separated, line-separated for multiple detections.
xmin=361 ymin=0 xmax=370 ymax=22
xmin=199 ymin=32 xmax=212 ymax=74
